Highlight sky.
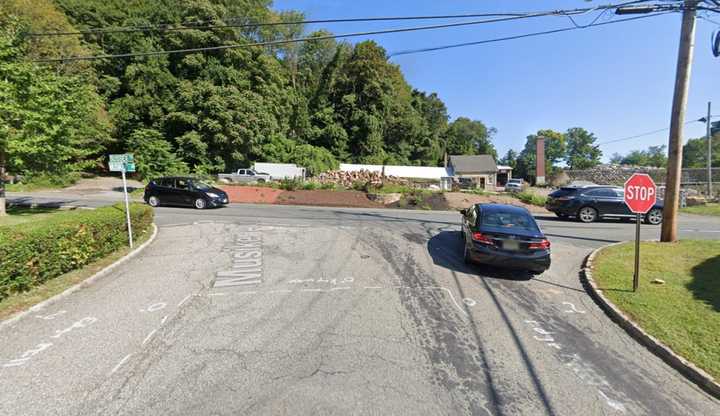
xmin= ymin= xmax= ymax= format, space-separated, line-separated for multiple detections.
xmin=271 ymin=0 xmax=718 ymax=162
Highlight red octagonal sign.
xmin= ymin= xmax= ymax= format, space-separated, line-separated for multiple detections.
xmin=624 ymin=173 xmax=657 ymax=214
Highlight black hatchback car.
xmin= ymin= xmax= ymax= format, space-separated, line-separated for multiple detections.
xmin=545 ymin=185 xmax=663 ymax=224
xmin=144 ymin=177 xmax=228 ymax=209
xmin=460 ymin=204 xmax=551 ymax=274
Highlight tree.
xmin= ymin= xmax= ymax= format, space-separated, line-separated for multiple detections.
xmin=564 ymin=127 xmax=602 ymax=170
xmin=515 ymin=129 xmax=566 ymax=180
xmin=609 ymin=145 xmax=668 ymax=167
xmin=444 ymin=117 xmax=497 ymax=159
xmin=499 ymin=149 xmax=518 ymax=169
xmin=683 ymin=135 xmax=720 ymax=168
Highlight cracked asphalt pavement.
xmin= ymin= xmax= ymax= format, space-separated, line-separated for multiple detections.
xmin=1 ymin=202 xmax=718 ymax=415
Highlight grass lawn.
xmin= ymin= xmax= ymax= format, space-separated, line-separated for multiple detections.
xmin=592 ymin=240 xmax=720 ymax=380
xmin=681 ymin=203 xmax=720 ymax=217
xmin=0 ymin=207 xmax=61 ymax=226
xmin=0 ymin=227 xmax=152 ymax=321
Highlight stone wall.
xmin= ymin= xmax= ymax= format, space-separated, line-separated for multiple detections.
xmin=564 ymin=166 xmax=720 ymax=190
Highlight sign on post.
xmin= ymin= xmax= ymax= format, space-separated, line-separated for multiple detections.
xmin=623 ymin=173 xmax=657 ymax=292
xmin=109 ymin=154 xmax=135 ymax=248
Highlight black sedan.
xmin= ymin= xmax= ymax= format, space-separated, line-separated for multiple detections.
xmin=144 ymin=177 xmax=229 ymax=209
xmin=545 ymin=185 xmax=663 ymax=224
xmin=460 ymin=204 xmax=551 ymax=274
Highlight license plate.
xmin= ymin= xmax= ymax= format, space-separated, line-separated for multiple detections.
xmin=503 ymin=240 xmax=520 ymax=251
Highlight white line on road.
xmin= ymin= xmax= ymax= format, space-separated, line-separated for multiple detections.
xmin=208 ymin=293 xmax=226 ymax=297
xmin=110 ymin=354 xmax=133 ymax=375
xmin=425 ymin=286 xmax=468 ymax=316
xmin=267 ymin=289 xmax=292 ymax=294
xmin=142 ymin=329 xmax=158 ymax=345
xmin=364 ymin=286 xmax=383 ymax=289
xmin=177 ymin=294 xmax=192 ymax=307
xmin=598 ymin=390 xmax=627 ymax=413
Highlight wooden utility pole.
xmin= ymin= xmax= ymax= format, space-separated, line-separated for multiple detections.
xmin=0 ymin=146 xmax=6 ymax=216
xmin=706 ymin=102 xmax=712 ymax=198
xmin=661 ymin=0 xmax=699 ymax=242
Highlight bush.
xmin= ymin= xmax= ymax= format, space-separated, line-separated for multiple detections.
xmin=367 ymin=183 xmax=412 ymax=194
xmin=0 ymin=203 xmax=153 ymax=301
xmin=5 ymin=172 xmax=81 ymax=191
xmin=516 ymin=191 xmax=547 ymax=207
xmin=279 ymin=178 xmax=303 ymax=191
xmin=302 ymin=181 xmax=320 ymax=190
xmin=319 ymin=182 xmax=337 ymax=190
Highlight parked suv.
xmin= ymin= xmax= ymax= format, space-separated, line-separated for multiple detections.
xmin=505 ymin=178 xmax=524 ymax=192
xmin=545 ymin=185 xmax=663 ymax=224
xmin=144 ymin=177 xmax=228 ymax=209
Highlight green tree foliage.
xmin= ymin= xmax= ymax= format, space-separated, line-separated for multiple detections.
xmin=4 ymin=1 xmax=496 ymax=179
xmin=499 ymin=149 xmax=518 ymax=169
xmin=683 ymin=135 xmax=720 ymax=168
xmin=564 ymin=127 xmax=602 ymax=170
xmin=0 ymin=17 xmax=111 ymax=176
xmin=444 ymin=117 xmax=497 ymax=159
xmin=515 ymin=129 xmax=566 ymax=180
xmin=610 ymin=145 xmax=668 ymax=167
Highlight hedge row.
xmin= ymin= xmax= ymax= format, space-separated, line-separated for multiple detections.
xmin=0 ymin=204 xmax=153 ymax=301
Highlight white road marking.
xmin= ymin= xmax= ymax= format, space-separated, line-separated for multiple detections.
xmin=426 ymin=287 xmax=468 ymax=316
xmin=35 ymin=310 xmax=67 ymax=320
xmin=562 ymin=301 xmax=587 ymax=314
xmin=208 ymin=293 xmax=226 ymax=297
xmin=110 ymin=354 xmax=133 ymax=375
xmin=177 ymin=294 xmax=192 ymax=307
xmin=301 ymin=288 xmax=324 ymax=293
xmin=462 ymin=298 xmax=477 ymax=306
xmin=235 ymin=291 xmax=258 ymax=295
xmin=50 ymin=317 xmax=97 ymax=339
xmin=364 ymin=286 xmax=383 ymax=289
xmin=267 ymin=289 xmax=292 ymax=294
xmin=142 ymin=329 xmax=158 ymax=345
xmin=160 ymin=315 xmax=168 ymax=324
xmin=598 ymin=390 xmax=627 ymax=413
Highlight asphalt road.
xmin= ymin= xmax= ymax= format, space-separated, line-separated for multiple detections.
xmin=1 ymin=198 xmax=719 ymax=415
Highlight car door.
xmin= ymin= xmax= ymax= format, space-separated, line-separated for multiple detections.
xmin=462 ymin=205 xmax=478 ymax=242
xmin=613 ymin=188 xmax=634 ymax=216
xmin=583 ymin=188 xmax=617 ymax=217
xmin=154 ymin=178 xmax=176 ymax=204
xmin=173 ymin=178 xmax=194 ymax=206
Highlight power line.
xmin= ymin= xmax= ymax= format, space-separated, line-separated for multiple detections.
xmin=26 ymin=13 xmax=529 ymax=37
xmin=596 ymin=118 xmax=701 ymax=146
xmin=30 ymin=4 xmax=673 ymax=63
xmin=389 ymin=11 xmax=671 ymax=57
xmin=26 ymin=0 xmax=655 ymax=37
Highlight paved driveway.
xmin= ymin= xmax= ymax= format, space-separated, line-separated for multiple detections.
xmin=0 ymin=202 xmax=718 ymax=415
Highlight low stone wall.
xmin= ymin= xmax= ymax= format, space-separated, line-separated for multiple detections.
xmin=564 ymin=166 xmax=720 ymax=196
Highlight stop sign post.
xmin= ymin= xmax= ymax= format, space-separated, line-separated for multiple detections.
xmin=624 ymin=173 xmax=658 ymax=292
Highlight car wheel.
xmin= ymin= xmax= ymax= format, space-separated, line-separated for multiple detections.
xmin=645 ymin=208 xmax=663 ymax=225
xmin=147 ymin=196 xmax=160 ymax=207
xmin=578 ymin=206 xmax=598 ymax=223
xmin=257 ymin=178 xmax=266 ymax=183
xmin=194 ymin=198 xmax=207 ymax=210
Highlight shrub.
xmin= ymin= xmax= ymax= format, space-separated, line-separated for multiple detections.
xmin=319 ymin=182 xmax=337 ymax=190
xmin=0 ymin=203 xmax=153 ymax=301
xmin=279 ymin=178 xmax=303 ymax=191
xmin=302 ymin=181 xmax=320 ymax=190
xmin=367 ymin=183 xmax=412 ymax=194
xmin=516 ymin=191 xmax=547 ymax=206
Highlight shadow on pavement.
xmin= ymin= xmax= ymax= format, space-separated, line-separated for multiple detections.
xmin=688 ymin=254 xmax=720 ymax=312
xmin=426 ymin=230 xmax=558 ymax=416
xmin=112 ymin=186 xmax=141 ymax=193
xmin=7 ymin=196 xmax=74 ymax=209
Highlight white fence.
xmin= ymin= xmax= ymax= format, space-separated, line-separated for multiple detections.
xmin=339 ymin=163 xmax=451 ymax=179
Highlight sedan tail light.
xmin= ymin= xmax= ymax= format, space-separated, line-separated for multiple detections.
xmin=471 ymin=232 xmax=495 ymax=245
xmin=528 ymin=239 xmax=551 ymax=250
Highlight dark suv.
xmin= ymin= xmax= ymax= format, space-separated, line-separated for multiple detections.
xmin=545 ymin=186 xmax=663 ymax=224
xmin=144 ymin=177 xmax=228 ymax=209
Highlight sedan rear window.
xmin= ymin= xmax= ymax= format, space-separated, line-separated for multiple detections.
xmin=481 ymin=211 xmax=539 ymax=232
xmin=549 ymin=187 xmax=579 ymax=198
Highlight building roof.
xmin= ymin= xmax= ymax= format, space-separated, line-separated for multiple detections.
xmin=448 ymin=155 xmax=497 ymax=173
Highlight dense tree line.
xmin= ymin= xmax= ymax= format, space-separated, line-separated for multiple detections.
xmin=1 ymin=0 xmax=496 ymax=179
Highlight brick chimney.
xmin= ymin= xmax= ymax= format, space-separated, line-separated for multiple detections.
xmin=536 ymin=136 xmax=546 ymax=186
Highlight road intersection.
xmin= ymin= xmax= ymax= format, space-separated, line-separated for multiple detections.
xmin=1 ymin=196 xmax=719 ymax=415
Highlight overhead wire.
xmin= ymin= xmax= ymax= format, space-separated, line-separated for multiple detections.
xmin=26 ymin=0 xmax=656 ymax=37
xmin=389 ymin=11 xmax=671 ymax=57
xmin=31 ymin=4 xmax=676 ymax=63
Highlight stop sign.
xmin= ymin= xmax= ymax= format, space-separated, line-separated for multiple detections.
xmin=624 ymin=173 xmax=657 ymax=214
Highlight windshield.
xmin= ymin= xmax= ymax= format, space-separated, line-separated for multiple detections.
xmin=481 ymin=211 xmax=539 ymax=232
xmin=193 ymin=181 xmax=213 ymax=191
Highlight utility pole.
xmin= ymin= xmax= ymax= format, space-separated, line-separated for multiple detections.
xmin=661 ymin=0 xmax=699 ymax=243
xmin=706 ymin=101 xmax=712 ymax=198
xmin=0 ymin=146 xmax=6 ymax=217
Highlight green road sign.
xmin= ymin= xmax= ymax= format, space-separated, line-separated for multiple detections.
xmin=109 ymin=154 xmax=136 ymax=172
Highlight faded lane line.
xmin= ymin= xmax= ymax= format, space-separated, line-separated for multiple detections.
xmin=110 ymin=354 xmax=132 ymax=375
xmin=177 ymin=294 xmax=192 ymax=307
xmin=160 ymin=315 xmax=168 ymax=324
xmin=142 ymin=329 xmax=158 ymax=346
xmin=208 ymin=293 xmax=227 ymax=297
xmin=423 ymin=286 xmax=468 ymax=316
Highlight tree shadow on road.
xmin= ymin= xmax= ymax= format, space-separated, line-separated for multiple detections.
xmin=426 ymin=230 xmax=558 ymax=416
xmin=688 ymin=254 xmax=720 ymax=313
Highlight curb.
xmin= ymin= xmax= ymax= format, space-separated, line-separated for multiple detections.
xmin=0 ymin=223 xmax=159 ymax=330
xmin=581 ymin=243 xmax=720 ymax=400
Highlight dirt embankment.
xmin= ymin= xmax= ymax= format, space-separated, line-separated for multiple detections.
xmin=221 ymin=186 xmax=547 ymax=212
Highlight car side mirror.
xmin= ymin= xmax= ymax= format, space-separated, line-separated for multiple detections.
xmin=459 ymin=208 xmax=467 ymax=216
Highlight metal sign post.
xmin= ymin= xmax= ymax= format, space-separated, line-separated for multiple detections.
xmin=110 ymin=154 xmax=136 ymax=248
xmin=624 ymin=173 xmax=658 ymax=292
